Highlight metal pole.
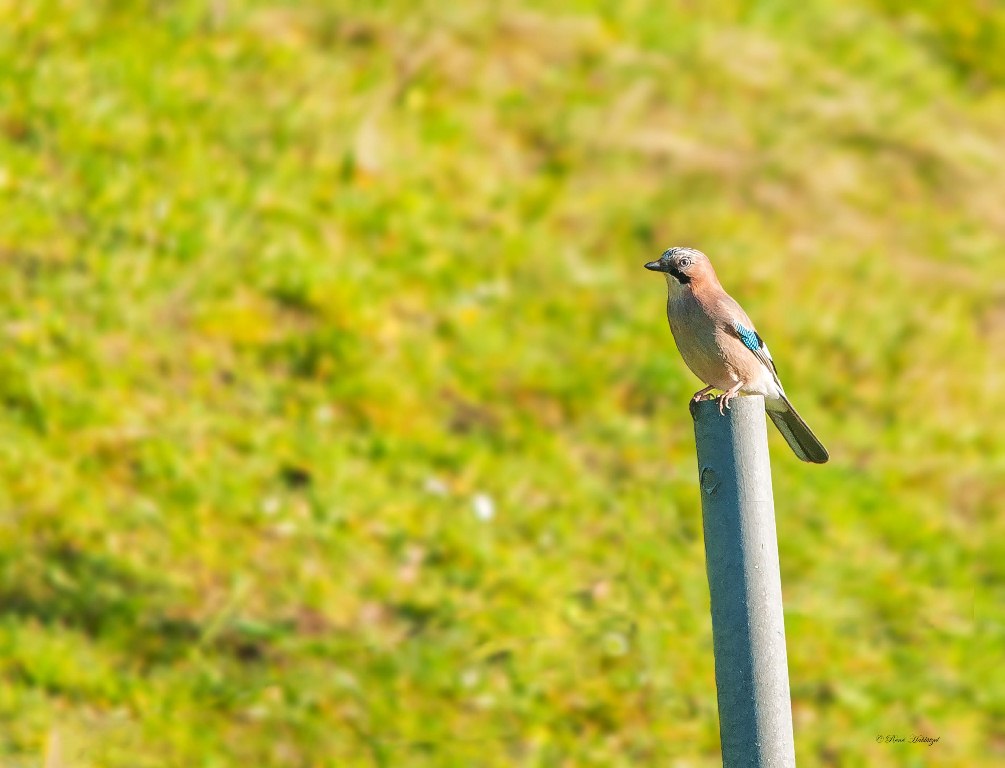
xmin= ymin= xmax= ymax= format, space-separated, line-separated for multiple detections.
xmin=691 ymin=395 xmax=796 ymax=768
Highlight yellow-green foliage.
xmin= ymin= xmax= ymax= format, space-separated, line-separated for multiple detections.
xmin=0 ymin=1 xmax=1000 ymax=766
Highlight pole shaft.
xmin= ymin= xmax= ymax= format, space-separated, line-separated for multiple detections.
xmin=692 ymin=395 xmax=796 ymax=768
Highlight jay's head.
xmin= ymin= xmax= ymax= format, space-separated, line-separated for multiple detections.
xmin=644 ymin=247 xmax=711 ymax=286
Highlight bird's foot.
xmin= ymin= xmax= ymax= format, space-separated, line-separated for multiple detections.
xmin=690 ymin=387 xmax=716 ymax=404
xmin=717 ymin=391 xmax=738 ymax=415
xmin=689 ymin=387 xmax=715 ymax=418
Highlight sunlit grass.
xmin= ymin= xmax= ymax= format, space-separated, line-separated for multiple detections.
xmin=0 ymin=1 xmax=1000 ymax=765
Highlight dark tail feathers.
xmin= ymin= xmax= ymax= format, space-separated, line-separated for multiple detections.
xmin=768 ymin=396 xmax=829 ymax=464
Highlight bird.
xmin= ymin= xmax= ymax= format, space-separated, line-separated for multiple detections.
xmin=645 ymin=246 xmax=829 ymax=463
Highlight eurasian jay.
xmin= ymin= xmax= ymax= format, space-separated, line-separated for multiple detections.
xmin=645 ymin=247 xmax=829 ymax=464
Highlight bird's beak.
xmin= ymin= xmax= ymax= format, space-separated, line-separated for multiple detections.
xmin=644 ymin=260 xmax=666 ymax=272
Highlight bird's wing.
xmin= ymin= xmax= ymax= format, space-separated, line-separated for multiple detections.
xmin=703 ymin=290 xmax=786 ymax=392
xmin=729 ymin=319 xmax=784 ymax=392
xmin=732 ymin=322 xmax=775 ymax=371
xmin=710 ymin=293 xmax=785 ymax=390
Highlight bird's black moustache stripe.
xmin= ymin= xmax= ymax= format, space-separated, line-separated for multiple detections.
xmin=669 ymin=266 xmax=691 ymax=285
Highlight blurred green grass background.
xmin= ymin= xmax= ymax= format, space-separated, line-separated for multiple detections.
xmin=0 ymin=1 xmax=1002 ymax=765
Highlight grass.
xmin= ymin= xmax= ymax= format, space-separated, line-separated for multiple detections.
xmin=0 ymin=0 xmax=1002 ymax=765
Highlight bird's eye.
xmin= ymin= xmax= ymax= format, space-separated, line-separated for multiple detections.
xmin=679 ymin=257 xmax=691 ymax=268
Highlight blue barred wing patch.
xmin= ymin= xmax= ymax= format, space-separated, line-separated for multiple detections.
xmin=734 ymin=322 xmax=762 ymax=353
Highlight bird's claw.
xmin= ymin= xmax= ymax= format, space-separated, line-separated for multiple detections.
xmin=717 ymin=392 xmax=736 ymax=415
xmin=691 ymin=388 xmax=716 ymax=404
